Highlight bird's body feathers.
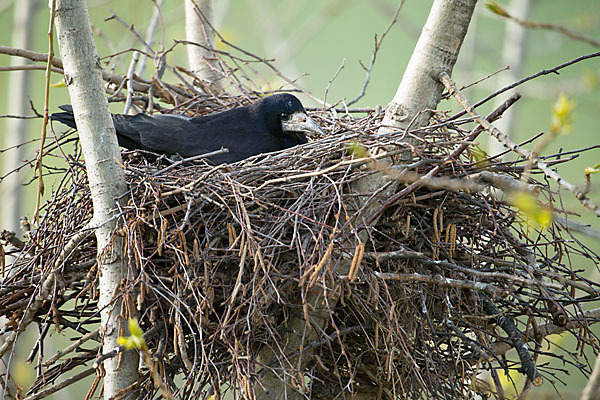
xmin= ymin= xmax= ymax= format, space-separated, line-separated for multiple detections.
xmin=51 ymin=94 xmax=320 ymax=164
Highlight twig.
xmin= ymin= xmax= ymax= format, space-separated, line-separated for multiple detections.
xmin=0 ymin=46 xmax=191 ymax=104
xmin=446 ymin=51 xmax=600 ymax=121
xmin=42 ymin=329 xmax=100 ymax=367
xmin=366 ymin=92 xmax=522 ymax=225
xmin=346 ymin=0 xmax=406 ymax=107
xmin=439 ymin=71 xmax=600 ymax=216
xmin=322 ymin=58 xmax=344 ymax=108
xmin=256 ymin=151 xmax=394 ymax=190
xmin=105 ymin=11 xmax=154 ymax=53
xmin=0 ymin=230 xmax=26 ymax=250
xmin=23 ymin=368 xmax=96 ymax=400
xmin=34 ymin=0 xmax=57 ymax=224
xmin=135 ymin=0 xmax=164 ymax=77
xmin=482 ymin=296 xmax=543 ymax=386
xmin=151 ymin=148 xmax=229 ymax=177
xmin=456 ymin=65 xmax=510 ymax=93
xmin=489 ymin=307 xmax=600 ymax=358
xmin=554 ymin=216 xmax=600 ymax=240
xmin=468 ymin=170 xmax=541 ymax=195
xmin=492 ymin=4 xmax=600 ymax=48
xmin=371 ymin=272 xmax=509 ymax=298
xmin=0 ymin=65 xmax=63 ymax=73
xmin=92 ymin=347 xmax=122 ymax=369
xmin=123 ymin=51 xmax=140 ymax=114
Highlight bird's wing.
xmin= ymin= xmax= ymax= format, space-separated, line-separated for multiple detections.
xmin=52 ymin=100 xmax=309 ymax=164
xmin=112 ymin=113 xmax=205 ymax=155
xmin=187 ymin=108 xmax=284 ymax=162
xmin=113 ymin=110 xmax=264 ymax=161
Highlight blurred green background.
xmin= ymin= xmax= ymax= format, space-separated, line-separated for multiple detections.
xmin=1 ymin=0 xmax=599 ymax=398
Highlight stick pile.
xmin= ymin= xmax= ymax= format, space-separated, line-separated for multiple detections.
xmin=1 ymin=102 xmax=599 ymax=399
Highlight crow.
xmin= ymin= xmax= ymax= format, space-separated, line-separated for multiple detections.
xmin=50 ymin=93 xmax=323 ymax=164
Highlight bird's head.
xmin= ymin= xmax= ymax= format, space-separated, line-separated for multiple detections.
xmin=257 ymin=94 xmax=324 ymax=143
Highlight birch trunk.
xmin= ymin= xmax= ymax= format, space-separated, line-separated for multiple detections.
xmin=185 ymin=0 xmax=223 ymax=91
xmin=53 ymin=0 xmax=138 ymax=397
xmin=255 ymin=1 xmax=477 ymax=398
xmin=581 ymin=353 xmax=600 ymax=400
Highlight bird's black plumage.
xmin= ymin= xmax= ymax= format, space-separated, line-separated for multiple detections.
xmin=50 ymin=93 xmax=323 ymax=164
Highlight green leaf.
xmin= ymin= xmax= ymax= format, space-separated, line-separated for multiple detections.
xmin=485 ymin=2 xmax=510 ymax=17
xmin=346 ymin=141 xmax=367 ymax=158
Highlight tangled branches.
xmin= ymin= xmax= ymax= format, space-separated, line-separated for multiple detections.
xmin=1 ymin=104 xmax=599 ymax=399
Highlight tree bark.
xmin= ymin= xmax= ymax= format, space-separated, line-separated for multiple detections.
xmin=185 ymin=0 xmax=223 ymax=92
xmin=380 ymin=0 xmax=477 ymax=136
xmin=53 ymin=0 xmax=138 ymax=398
xmin=255 ymin=1 xmax=477 ymax=399
xmin=580 ymin=351 xmax=600 ymax=400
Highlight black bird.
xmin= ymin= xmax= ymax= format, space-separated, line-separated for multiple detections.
xmin=50 ymin=93 xmax=323 ymax=164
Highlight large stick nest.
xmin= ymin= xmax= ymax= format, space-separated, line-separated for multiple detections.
xmin=2 ymin=98 xmax=600 ymax=400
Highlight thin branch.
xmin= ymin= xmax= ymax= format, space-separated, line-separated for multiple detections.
xmin=346 ymin=0 xmax=406 ymax=107
xmin=366 ymin=92 xmax=522 ymax=225
xmin=439 ymin=71 xmax=600 ymax=216
xmin=0 ymin=46 xmax=191 ymax=103
xmin=151 ymin=148 xmax=229 ymax=177
xmin=489 ymin=307 xmax=600 ymax=358
xmin=34 ymin=0 xmax=56 ymax=224
xmin=23 ymin=368 xmax=96 ymax=400
xmin=491 ymin=4 xmax=600 ymax=48
xmin=370 ymin=271 xmax=509 ymax=298
xmin=447 ymin=51 xmax=600 ymax=121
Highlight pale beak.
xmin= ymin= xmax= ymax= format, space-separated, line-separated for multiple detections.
xmin=281 ymin=111 xmax=324 ymax=136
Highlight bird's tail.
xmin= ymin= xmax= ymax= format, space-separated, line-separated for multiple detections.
xmin=50 ymin=105 xmax=144 ymax=151
xmin=49 ymin=105 xmax=77 ymax=129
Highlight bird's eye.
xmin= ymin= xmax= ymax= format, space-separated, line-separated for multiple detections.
xmin=280 ymin=113 xmax=288 ymax=119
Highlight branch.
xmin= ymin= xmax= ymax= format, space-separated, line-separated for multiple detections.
xmin=469 ymin=170 xmax=541 ymax=195
xmin=581 ymin=353 xmax=600 ymax=400
xmin=23 ymin=368 xmax=96 ymax=400
xmin=447 ymin=51 xmax=600 ymax=121
xmin=0 ymin=46 xmax=191 ymax=104
xmin=42 ymin=329 xmax=100 ymax=367
xmin=370 ymin=271 xmax=509 ymax=298
xmin=0 ymin=229 xmax=26 ymax=250
xmin=365 ymin=92 xmax=522 ymax=226
xmin=489 ymin=307 xmax=600 ymax=358
xmin=482 ymin=296 xmax=543 ymax=386
xmin=439 ymin=71 xmax=600 ymax=216
xmin=489 ymin=3 xmax=600 ymax=48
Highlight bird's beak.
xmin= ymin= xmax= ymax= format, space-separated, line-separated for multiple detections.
xmin=281 ymin=111 xmax=324 ymax=136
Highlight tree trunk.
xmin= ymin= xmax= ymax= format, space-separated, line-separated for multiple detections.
xmin=53 ymin=0 xmax=138 ymax=398
xmin=185 ymin=0 xmax=223 ymax=92
xmin=582 ymin=352 xmax=600 ymax=400
xmin=255 ymin=1 xmax=477 ymax=398
xmin=381 ymin=0 xmax=477 ymax=136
